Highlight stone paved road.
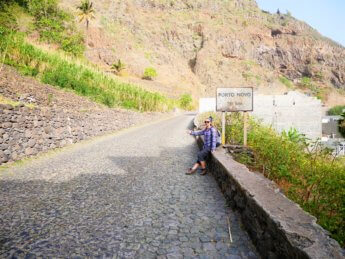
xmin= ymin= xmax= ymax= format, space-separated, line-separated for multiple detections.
xmin=0 ymin=114 xmax=259 ymax=258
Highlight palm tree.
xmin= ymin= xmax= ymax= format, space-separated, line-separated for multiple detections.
xmin=77 ymin=0 xmax=95 ymax=30
xmin=112 ymin=59 xmax=126 ymax=74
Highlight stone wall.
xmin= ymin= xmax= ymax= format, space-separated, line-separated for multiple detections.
xmin=0 ymin=103 xmax=160 ymax=166
xmin=195 ymin=137 xmax=345 ymax=258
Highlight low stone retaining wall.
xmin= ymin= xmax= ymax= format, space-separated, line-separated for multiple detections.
xmin=195 ymin=137 xmax=345 ymax=258
xmin=0 ymin=103 xmax=161 ymax=166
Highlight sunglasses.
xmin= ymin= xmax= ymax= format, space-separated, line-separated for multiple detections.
xmin=204 ymin=121 xmax=210 ymax=123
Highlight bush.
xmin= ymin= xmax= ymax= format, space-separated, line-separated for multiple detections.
xmin=142 ymin=67 xmax=157 ymax=80
xmin=328 ymin=105 xmax=345 ymax=116
xmin=111 ymin=59 xmax=126 ymax=75
xmin=0 ymin=3 xmax=18 ymax=30
xmin=300 ymin=76 xmax=312 ymax=88
xmin=197 ymin=112 xmax=345 ymax=247
xmin=178 ymin=93 xmax=193 ymax=110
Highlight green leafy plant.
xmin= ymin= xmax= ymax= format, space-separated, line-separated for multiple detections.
xmin=142 ymin=67 xmax=157 ymax=80
xmin=178 ymin=93 xmax=193 ymax=110
xmin=328 ymin=105 xmax=345 ymax=116
xmin=300 ymin=76 xmax=312 ymax=88
xmin=111 ymin=59 xmax=126 ymax=73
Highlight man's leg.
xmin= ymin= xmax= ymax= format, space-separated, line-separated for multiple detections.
xmin=200 ymin=161 xmax=207 ymax=175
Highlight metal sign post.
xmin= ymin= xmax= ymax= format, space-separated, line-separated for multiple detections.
xmin=243 ymin=111 xmax=248 ymax=146
xmin=216 ymin=87 xmax=253 ymax=146
xmin=222 ymin=111 xmax=226 ymax=145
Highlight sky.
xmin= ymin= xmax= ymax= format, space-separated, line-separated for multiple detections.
xmin=255 ymin=0 xmax=345 ymax=47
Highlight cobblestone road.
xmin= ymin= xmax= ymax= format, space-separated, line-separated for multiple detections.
xmin=0 ymin=114 xmax=259 ymax=258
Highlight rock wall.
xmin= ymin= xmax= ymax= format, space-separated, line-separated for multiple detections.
xmin=0 ymin=103 xmax=160 ymax=165
xmin=195 ymin=137 xmax=345 ymax=258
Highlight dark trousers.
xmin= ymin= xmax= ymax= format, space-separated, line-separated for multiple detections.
xmin=197 ymin=147 xmax=211 ymax=164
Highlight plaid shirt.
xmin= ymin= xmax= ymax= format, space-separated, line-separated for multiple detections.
xmin=191 ymin=127 xmax=217 ymax=151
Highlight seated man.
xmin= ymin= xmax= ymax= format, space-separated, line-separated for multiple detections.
xmin=187 ymin=116 xmax=217 ymax=175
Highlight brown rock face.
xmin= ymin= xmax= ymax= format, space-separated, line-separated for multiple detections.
xmin=60 ymin=0 xmax=345 ymax=102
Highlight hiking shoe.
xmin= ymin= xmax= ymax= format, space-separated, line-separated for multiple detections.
xmin=186 ymin=168 xmax=197 ymax=175
xmin=200 ymin=169 xmax=207 ymax=175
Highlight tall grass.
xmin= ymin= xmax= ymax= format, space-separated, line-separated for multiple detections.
xmin=0 ymin=29 xmax=175 ymax=112
xmin=198 ymin=112 xmax=345 ymax=247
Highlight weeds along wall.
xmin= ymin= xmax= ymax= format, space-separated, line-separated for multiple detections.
xmin=198 ymin=112 xmax=345 ymax=247
xmin=0 ymin=30 xmax=175 ymax=112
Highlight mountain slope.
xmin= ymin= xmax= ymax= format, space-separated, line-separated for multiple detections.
xmin=59 ymin=0 xmax=345 ymax=106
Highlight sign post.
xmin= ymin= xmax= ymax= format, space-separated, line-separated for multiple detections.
xmin=222 ymin=111 xmax=226 ymax=145
xmin=243 ymin=111 xmax=248 ymax=146
xmin=216 ymin=87 xmax=253 ymax=146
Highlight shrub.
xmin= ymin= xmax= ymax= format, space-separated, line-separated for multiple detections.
xmin=178 ymin=93 xmax=193 ymax=110
xmin=300 ymin=76 xmax=312 ymax=88
xmin=328 ymin=105 xmax=345 ymax=116
xmin=111 ymin=59 xmax=126 ymax=74
xmin=142 ymin=67 xmax=157 ymax=80
xmin=0 ymin=3 xmax=18 ymax=30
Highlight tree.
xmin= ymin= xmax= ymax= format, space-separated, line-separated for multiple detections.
xmin=77 ymin=0 xmax=95 ymax=30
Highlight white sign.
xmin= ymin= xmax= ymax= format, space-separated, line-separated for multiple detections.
xmin=216 ymin=87 xmax=253 ymax=112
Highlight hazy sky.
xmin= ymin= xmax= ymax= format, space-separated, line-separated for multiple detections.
xmin=256 ymin=0 xmax=345 ymax=47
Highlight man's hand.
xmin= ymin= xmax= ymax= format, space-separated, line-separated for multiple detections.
xmin=187 ymin=130 xmax=193 ymax=134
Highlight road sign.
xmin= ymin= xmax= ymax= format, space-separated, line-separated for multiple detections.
xmin=216 ymin=87 xmax=253 ymax=112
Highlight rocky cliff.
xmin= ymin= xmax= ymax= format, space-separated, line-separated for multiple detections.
xmin=58 ymin=0 xmax=345 ymax=106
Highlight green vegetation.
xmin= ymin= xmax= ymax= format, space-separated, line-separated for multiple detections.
xmin=199 ymin=112 xmax=345 ymax=247
xmin=301 ymin=76 xmax=312 ymax=88
xmin=0 ymin=31 xmax=175 ymax=112
xmin=279 ymin=76 xmax=293 ymax=88
xmin=0 ymin=0 xmax=84 ymax=56
xmin=178 ymin=94 xmax=193 ymax=110
xmin=142 ymin=67 xmax=158 ymax=80
xmin=328 ymin=105 xmax=345 ymax=116
xmin=111 ymin=59 xmax=126 ymax=74
xmin=299 ymin=76 xmax=326 ymax=100
xmin=77 ymin=0 xmax=95 ymax=30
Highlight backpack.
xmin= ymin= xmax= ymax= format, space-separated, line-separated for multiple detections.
xmin=211 ymin=126 xmax=221 ymax=147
